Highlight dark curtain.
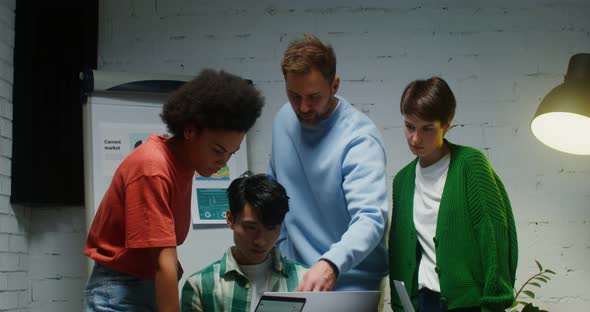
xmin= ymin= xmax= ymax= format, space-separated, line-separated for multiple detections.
xmin=11 ymin=1 xmax=98 ymax=205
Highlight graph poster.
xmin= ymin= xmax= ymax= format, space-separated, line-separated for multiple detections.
xmin=192 ymin=148 xmax=247 ymax=224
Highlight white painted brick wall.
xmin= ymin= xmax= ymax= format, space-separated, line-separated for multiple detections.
xmin=0 ymin=233 xmax=7 ymax=250
xmin=0 ymin=1 xmax=30 ymax=311
xmin=0 ymin=79 xmax=11 ymax=100
xmin=0 ymin=175 xmax=11 ymax=196
xmin=0 ymin=193 xmax=9 ymax=214
xmin=0 ymin=251 xmax=27 ymax=270
xmin=0 ymin=292 xmax=19 ymax=310
xmin=27 ymin=206 xmax=87 ymax=311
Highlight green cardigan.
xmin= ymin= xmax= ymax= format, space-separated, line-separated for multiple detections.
xmin=389 ymin=142 xmax=518 ymax=312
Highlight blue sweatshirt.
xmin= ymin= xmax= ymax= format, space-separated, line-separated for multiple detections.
xmin=269 ymin=95 xmax=389 ymax=290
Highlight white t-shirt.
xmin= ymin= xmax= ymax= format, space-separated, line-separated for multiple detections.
xmin=413 ymin=153 xmax=450 ymax=292
xmin=240 ymin=256 xmax=273 ymax=312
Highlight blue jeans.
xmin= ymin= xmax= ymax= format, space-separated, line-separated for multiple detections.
xmin=83 ymin=263 xmax=157 ymax=312
xmin=419 ymin=288 xmax=444 ymax=312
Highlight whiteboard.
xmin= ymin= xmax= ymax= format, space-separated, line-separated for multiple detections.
xmin=82 ymin=91 xmax=249 ymax=233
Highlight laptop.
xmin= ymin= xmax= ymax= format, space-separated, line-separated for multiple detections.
xmin=254 ymin=295 xmax=306 ymax=312
xmin=392 ymin=280 xmax=415 ymax=312
xmin=263 ymin=291 xmax=381 ymax=312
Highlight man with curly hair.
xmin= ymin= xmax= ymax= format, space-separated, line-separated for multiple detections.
xmin=84 ymin=69 xmax=264 ymax=312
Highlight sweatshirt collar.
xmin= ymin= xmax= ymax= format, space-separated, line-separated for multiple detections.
xmin=300 ymin=95 xmax=346 ymax=132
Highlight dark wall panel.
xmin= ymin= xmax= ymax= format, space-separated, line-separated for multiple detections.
xmin=11 ymin=1 xmax=98 ymax=205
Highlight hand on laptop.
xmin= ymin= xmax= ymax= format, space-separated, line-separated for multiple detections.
xmin=296 ymin=259 xmax=337 ymax=291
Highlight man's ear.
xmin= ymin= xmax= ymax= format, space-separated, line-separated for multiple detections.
xmin=226 ymin=210 xmax=235 ymax=229
xmin=331 ymin=75 xmax=340 ymax=95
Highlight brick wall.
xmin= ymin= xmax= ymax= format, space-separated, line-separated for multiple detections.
xmin=0 ymin=0 xmax=30 ymax=311
xmin=28 ymin=207 xmax=86 ymax=312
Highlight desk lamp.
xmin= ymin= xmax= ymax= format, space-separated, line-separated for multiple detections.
xmin=531 ymin=53 xmax=590 ymax=155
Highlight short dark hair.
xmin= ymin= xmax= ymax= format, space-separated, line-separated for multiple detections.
xmin=160 ymin=69 xmax=264 ymax=137
xmin=281 ymin=34 xmax=337 ymax=83
xmin=227 ymin=173 xmax=289 ymax=227
xmin=400 ymin=76 xmax=456 ymax=125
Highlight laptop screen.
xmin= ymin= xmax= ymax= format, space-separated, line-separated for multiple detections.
xmin=392 ymin=280 xmax=415 ymax=312
xmin=263 ymin=291 xmax=380 ymax=312
xmin=254 ymin=295 xmax=306 ymax=312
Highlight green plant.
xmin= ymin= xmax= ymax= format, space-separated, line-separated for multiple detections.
xmin=509 ymin=260 xmax=556 ymax=312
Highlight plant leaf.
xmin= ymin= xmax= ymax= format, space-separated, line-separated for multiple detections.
xmin=523 ymin=290 xmax=536 ymax=299
xmin=528 ymin=282 xmax=541 ymax=288
xmin=522 ymin=303 xmax=541 ymax=312
xmin=544 ymin=269 xmax=556 ymax=274
xmin=535 ymin=260 xmax=543 ymax=272
xmin=509 ymin=301 xmax=519 ymax=308
xmin=539 ymin=274 xmax=551 ymax=280
xmin=535 ymin=276 xmax=548 ymax=283
xmin=521 ymin=304 xmax=534 ymax=312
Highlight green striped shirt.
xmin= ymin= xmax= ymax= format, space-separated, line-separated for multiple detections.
xmin=181 ymin=247 xmax=308 ymax=312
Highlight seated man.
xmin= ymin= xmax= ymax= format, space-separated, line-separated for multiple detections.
xmin=181 ymin=173 xmax=308 ymax=312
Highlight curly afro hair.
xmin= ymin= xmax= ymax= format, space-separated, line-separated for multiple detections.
xmin=160 ymin=69 xmax=264 ymax=136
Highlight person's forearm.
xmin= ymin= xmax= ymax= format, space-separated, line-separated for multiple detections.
xmin=333 ymin=136 xmax=388 ymax=273
xmin=153 ymin=247 xmax=180 ymax=312
xmin=296 ymin=259 xmax=337 ymax=291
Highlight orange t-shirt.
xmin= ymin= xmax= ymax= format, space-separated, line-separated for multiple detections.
xmin=84 ymin=135 xmax=194 ymax=279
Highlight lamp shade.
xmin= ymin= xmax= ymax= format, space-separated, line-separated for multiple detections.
xmin=531 ymin=53 xmax=590 ymax=155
